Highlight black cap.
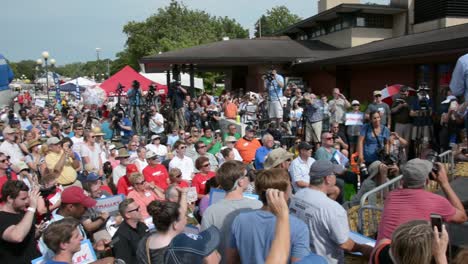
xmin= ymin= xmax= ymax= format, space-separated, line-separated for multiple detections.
xmin=298 ymin=142 xmax=312 ymax=150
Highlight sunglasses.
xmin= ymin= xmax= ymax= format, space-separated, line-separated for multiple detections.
xmin=175 ymin=174 xmax=182 ymax=178
xmin=199 ymin=145 xmax=207 ymax=148
xmin=149 ymin=156 xmax=159 ymax=160
xmin=374 ymin=95 xmax=382 ymax=97
xmin=0 ymin=157 xmax=10 ymax=163
xmin=179 ymin=146 xmax=186 ymax=150
xmin=127 ymin=206 xmax=140 ymax=213
xmin=202 ymin=163 xmax=210 ymax=168
xmin=325 ymin=137 xmax=333 ymax=140
xmin=135 ymin=180 xmax=146 ymax=185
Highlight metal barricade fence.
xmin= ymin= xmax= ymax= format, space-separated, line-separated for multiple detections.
xmin=357 ymin=175 xmax=403 ymax=237
xmin=438 ymin=150 xmax=455 ymax=180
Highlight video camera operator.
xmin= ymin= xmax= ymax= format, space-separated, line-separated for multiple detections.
xmin=168 ymin=81 xmax=187 ymax=129
xmin=110 ymin=108 xmax=132 ymax=144
xmin=263 ymin=69 xmax=284 ymax=126
xmin=410 ymin=85 xmax=434 ymax=156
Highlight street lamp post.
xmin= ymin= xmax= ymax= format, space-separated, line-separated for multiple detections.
xmin=38 ymin=51 xmax=56 ymax=103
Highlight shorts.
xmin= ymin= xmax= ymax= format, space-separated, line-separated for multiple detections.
xmin=268 ymin=101 xmax=283 ymax=119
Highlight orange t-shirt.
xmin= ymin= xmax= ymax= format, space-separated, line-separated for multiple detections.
xmin=224 ymin=102 xmax=238 ymax=119
xmin=235 ymin=137 xmax=261 ymax=163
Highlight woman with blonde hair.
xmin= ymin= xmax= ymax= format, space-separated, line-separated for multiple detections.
xmin=371 ymin=220 xmax=448 ymax=264
xmin=127 ymin=172 xmax=164 ymax=218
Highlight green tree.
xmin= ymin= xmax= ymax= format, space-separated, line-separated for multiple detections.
xmin=114 ymin=0 xmax=249 ymax=70
xmin=9 ymin=60 xmax=37 ymax=80
xmin=254 ymin=6 xmax=302 ymax=37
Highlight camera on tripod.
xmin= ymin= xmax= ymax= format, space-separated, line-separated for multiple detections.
xmin=263 ymin=71 xmax=275 ymax=82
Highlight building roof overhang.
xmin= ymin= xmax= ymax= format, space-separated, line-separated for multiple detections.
xmin=293 ymin=22 xmax=468 ymax=69
xmin=140 ymin=38 xmax=338 ymax=72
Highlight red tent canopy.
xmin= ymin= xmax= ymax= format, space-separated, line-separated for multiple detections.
xmin=100 ymin=66 xmax=168 ymax=96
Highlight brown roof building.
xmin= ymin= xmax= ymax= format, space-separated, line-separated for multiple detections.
xmin=140 ymin=0 xmax=468 ymax=105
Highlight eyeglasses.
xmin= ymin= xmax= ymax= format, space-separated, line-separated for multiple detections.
xmin=135 ymin=180 xmax=146 ymax=185
xmin=202 ymin=163 xmax=210 ymax=167
xmin=127 ymin=206 xmax=140 ymax=213
xmin=374 ymin=95 xmax=382 ymax=97
xmin=0 ymin=157 xmax=9 ymax=163
xmin=179 ymin=146 xmax=186 ymax=150
xmin=325 ymin=137 xmax=333 ymax=140
xmin=175 ymin=174 xmax=182 ymax=178
xmin=199 ymin=145 xmax=207 ymax=148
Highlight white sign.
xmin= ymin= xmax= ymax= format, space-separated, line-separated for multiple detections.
xmin=35 ymin=99 xmax=46 ymax=108
xmin=187 ymin=187 xmax=198 ymax=203
xmin=345 ymin=113 xmax=364 ymax=126
xmin=32 ymin=239 xmax=97 ymax=264
xmin=93 ymin=195 xmax=125 ymax=215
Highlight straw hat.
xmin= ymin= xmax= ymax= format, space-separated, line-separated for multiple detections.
xmin=28 ymin=140 xmax=42 ymax=151
xmin=117 ymin=148 xmax=130 ymax=158
xmin=91 ymin=127 xmax=105 ymax=136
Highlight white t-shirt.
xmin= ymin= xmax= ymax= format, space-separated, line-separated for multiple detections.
xmin=71 ymin=136 xmax=84 ymax=157
xmin=149 ymin=113 xmax=165 ymax=134
xmin=134 ymin=158 xmax=148 ymax=173
xmin=169 ymin=155 xmax=194 ymax=181
xmin=145 ymin=143 xmax=168 ymax=157
xmin=81 ymin=143 xmax=101 ymax=171
xmin=0 ymin=141 xmax=25 ymax=165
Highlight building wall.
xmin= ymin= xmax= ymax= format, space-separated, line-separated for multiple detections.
xmin=318 ymin=0 xmax=359 ymax=13
xmin=392 ymin=12 xmax=407 ymax=37
xmin=412 ymin=17 xmax=468 ymax=34
xmin=351 ymin=28 xmax=394 ymax=47
xmin=315 ymin=29 xmax=353 ymax=49
xmin=315 ymin=27 xmax=393 ymax=48
xmin=303 ymin=70 xmax=337 ymax=96
xmin=347 ymin=64 xmax=415 ymax=103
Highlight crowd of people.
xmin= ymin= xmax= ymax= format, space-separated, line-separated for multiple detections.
xmin=1 ymin=68 xmax=468 ymax=264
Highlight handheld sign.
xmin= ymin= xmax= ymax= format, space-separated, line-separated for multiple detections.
xmin=93 ymin=195 xmax=125 ymax=216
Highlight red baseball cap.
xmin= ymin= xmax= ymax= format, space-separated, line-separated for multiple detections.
xmin=61 ymin=186 xmax=97 ymax=208
xmin=126 ymin=164 xmax=138 ymax=176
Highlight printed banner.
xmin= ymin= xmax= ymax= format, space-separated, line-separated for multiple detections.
xmin=345 ymin=113 xmax=364 ymax=126
xmin=35 ymin=99 xmax=46 ymax=108
xmin=93 ymin=194 xmax=125 ymax=215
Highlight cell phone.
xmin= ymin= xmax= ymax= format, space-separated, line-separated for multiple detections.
xmin=109 ymin=236 xmax=120 ymax=248
xmin=430 ymin=213 xmax=443 ymax=231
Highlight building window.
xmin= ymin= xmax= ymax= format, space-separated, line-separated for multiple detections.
xmin=356 ymin=17 xmax=365 ymax=27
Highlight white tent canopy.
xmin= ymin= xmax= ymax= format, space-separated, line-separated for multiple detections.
xmin=64 ymin=77 xmax=97 ymax=87
xmin=140 ymin=72 xmax=204 ymax=90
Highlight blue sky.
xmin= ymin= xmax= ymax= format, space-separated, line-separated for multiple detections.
xmin=2 ymin=0 xmax=389 ymax=65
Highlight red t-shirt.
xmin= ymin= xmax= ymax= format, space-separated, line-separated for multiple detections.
xmin=192 ymin=172 xmax=216 ymax=195
xmin=377 ymin=189 xmax=456 ymax=241
xmin=116 ymin=176 xmax=133 ymax=196
xmin=0 ymin=173 xmax=18 ymax=199
xmin=100 ymin=185 xmax=113 ymax=195
xmin=143 ymin=165 xmax=169 ymax=190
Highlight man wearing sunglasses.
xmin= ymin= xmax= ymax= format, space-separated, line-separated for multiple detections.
xmin=112 ymin=198 xmax=148 ymax=264
xmin=142 ymin=150 xmax=169 ymax=191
